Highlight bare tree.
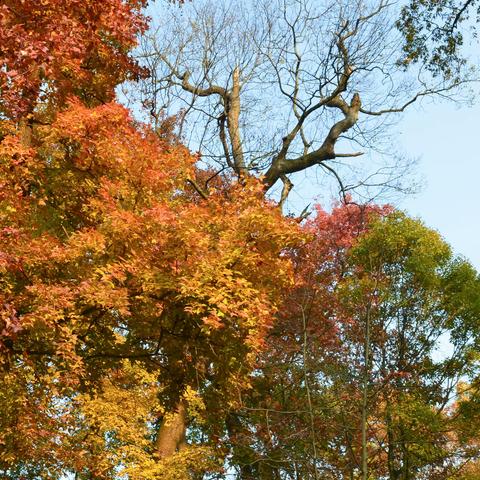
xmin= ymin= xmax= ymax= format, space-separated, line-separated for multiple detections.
xmin=131 ymin=0 xmax=469 ymax=207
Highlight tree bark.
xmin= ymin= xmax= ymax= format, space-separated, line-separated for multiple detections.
xmin=226 ymin=66 xmax=247 ymax=177
xmin=263 ymin=93 xmax=361 ymax=189
xmin=19 ymin=117 xmax=33 ymax=148
xmin=156 ymin=400 xmax=188 ymax=459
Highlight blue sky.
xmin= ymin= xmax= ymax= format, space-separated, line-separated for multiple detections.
xmin=399 ymin=98 xmax=480 ymax=269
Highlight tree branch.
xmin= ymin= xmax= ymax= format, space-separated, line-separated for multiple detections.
xmin=264 ymin=92 xmax=361 ymax=188
xmin=187 ymin=178 xmax=209 ymax=200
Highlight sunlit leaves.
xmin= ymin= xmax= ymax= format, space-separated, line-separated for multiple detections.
xmin=0 ymin=0 xmax=148 ymax=118
xmin=0 ymin=94 xmax=303 ymax=476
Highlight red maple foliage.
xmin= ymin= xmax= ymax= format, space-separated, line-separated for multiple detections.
xmin=0 ymin=0 xmax=148 ymax=118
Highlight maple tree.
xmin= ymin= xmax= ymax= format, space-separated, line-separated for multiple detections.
xmin=1 ymin=1 xmax=304 ymax=477
xmin=0 ymin=0 xmax=148 ymax=120
xmin=0 ymin=96 xmax=303 ymax=477
xmin=225 ymin=201 xmax=392 ymax=479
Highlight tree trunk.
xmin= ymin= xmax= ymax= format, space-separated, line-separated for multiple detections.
xmin=226 ymin=66 xmax=247 ymax=177
xmin=19 ymin=117 xmax=33 ymax=148
xmin=156 ymin=400 xmax=188 ymax=459
xmin=361 ymin=303 xmax=371 ymax=480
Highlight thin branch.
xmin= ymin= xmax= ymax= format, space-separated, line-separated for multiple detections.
xmin=187 ymin=178 xmax=209 ymax=200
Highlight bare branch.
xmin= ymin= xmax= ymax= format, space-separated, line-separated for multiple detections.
xmin=264 ymin=92 xmax=362 ymax=187
xmin=360 ymin=82 xmax=466 ymax=116
xmin=135 ymin=0 xmax=467 ymax=201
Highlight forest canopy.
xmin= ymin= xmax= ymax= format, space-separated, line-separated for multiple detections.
xmin=1 ymin=1 xmax=480 ymax=479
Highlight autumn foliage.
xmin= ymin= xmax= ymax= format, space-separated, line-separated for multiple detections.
xmin=0 ymin=88 xmax=305 ymax=472
xmin=0 ymin=0 xmax=148 ymax=118
xmin=229 ymin=206 xmax=480 ymax=479
xmin=2 ymin=1 xmax=480 ymax=479
xmin=0 ymin=1 xmax=305 ymax=474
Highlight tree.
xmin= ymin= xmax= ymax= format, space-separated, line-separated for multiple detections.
xmin=0 ymin=80 xmax=303 ymax=480
xmin=397 ymin=0 xmax=480 ymax=79
xmin=135 ymin=0 xmax=469 ymax=204
xmin=225 ymin=208 xmax=480 ymax=479
xmin=225 ymin=201 xmax=391 ymax=479
xmin=0 ymin=0 xmax=148 ymax=120
xmin=0 ymin=1 xmax=304 ymax=477
xmin=2 ymin=1 xmax=480 ymax=478
xmin=341 ymin=212 xmax=480 ymax=479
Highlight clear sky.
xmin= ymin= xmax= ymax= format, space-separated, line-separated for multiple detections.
xmin=398 ymin=98 xmax=480 ymax=269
